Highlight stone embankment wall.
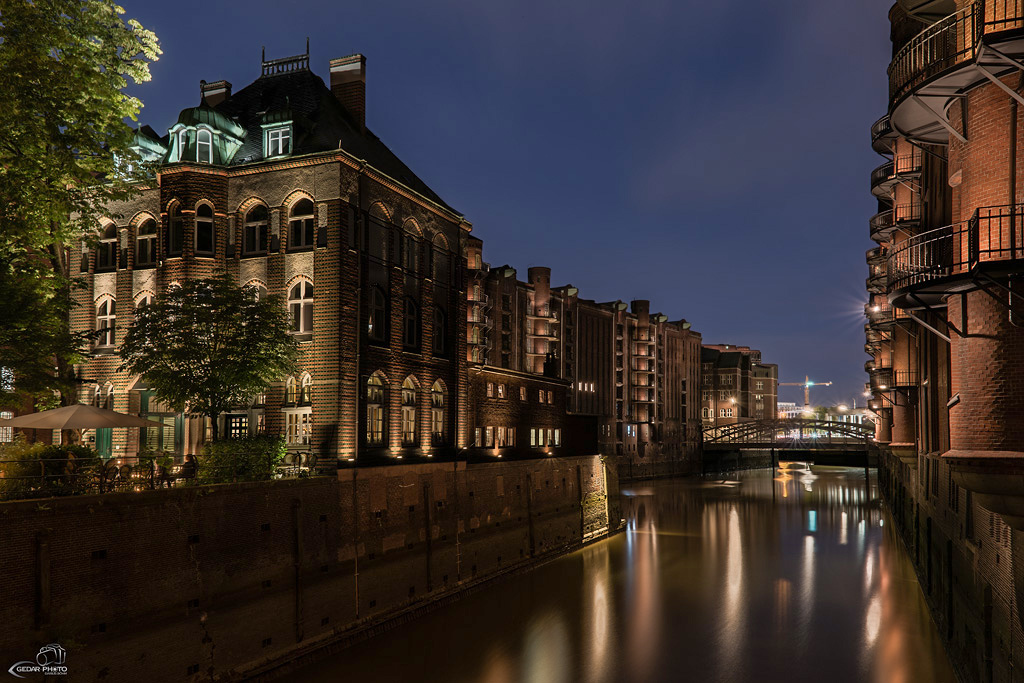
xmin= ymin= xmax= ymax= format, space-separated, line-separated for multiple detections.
xmin=879 ymin=450 xmax=1024 ymax=683
xmin=0 ymin=455 xmax=617 ymax=682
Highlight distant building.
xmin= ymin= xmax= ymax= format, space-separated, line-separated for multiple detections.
xmin=777 ymin=402 xmax=801 ymax=419
xmin=700 ymin=345 xmax=778 ymax=426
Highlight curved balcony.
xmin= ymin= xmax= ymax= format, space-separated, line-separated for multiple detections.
xmin=866 ymin=266 xmax=887 ymax=293
xmin=870 ymin=161 xmax=896 ymax=197
xmin=888 ymin=203 xmax=1024 ymax=308
xmin=870 ymin=210 xmax=895 ymax=242
xmin=867 ymin=246 xmax=888 ymax=266
xmin=871 ymin=114 xmax=896 ymax=154
xmin=889 ymin=3 xmax=1024 ymax=144
xmin=865 ymin=301 xmax=896 ymax=328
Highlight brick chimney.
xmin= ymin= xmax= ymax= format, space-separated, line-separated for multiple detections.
xmin=329 ymin=54 xmax=366 ymax=129
xmin=200 ymin=80 xmax=232 ymax=107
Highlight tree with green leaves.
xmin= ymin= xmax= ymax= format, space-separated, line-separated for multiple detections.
xmin=0 ymin=0 xmax=161 ymax=407
xmin=119 ymin=275 xmax=299 ymax=441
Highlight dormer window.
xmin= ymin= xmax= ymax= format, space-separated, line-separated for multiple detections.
xmin=177 ymin=130 xmax=188 ymax=158
xmin=196 ymin=129 xmax=212 ymax=163
xmin=266 ymin=126 xmax=291 ymax=157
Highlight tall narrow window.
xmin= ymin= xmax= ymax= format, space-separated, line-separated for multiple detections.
xmin=135 ymin=219 xmax=157 ymax=267
xmin=366 ymin=375 xmax=385 ymax=446
xmin=177 ymin=129 xmax=189 ymax=160
xmin=299 ymin=373 xmax=312 ymax=405
xmin=167 ymin=204 xmax=184 ymax=257
xmin=433 ymin=307 xmax=446 ymax=355
xmin=403 ymin=298 xmax=420 ymax=349
xmin=431 ymin=380 xmax=446 ymax=445
xmin=403 ymin=233 xmax=418 ymax=272
xmin=196 ymin=129 xmax=212 ymax=163
xmin=96 ymin=223 xmax=117 ymax=271
xmin=285 ymin=377 xmax=297 ymax=405
xmin=289 ymin=198 xmax=315 ymax=250
xmin=195 ymin=204 xmax=214 ymax=255
xmin=289 ymin=280 xmax=314 ymax=335
xmin=368 ymin=287 xmax=387 ymax=343
xmin=96 ymin=298 xmax=116 ymax=347
xmin=401 ymin=377 xmax=417 ymax=446
xmin=244 ymin=205 xmax=268 ymax=255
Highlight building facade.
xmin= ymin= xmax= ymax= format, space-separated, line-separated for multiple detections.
xmin=870 ymin=2 xmax=1024 ymax=680
xmin=71 ymin=49 xmax=470 ymax=464
xmin=700 ymin=344 xmax=778 ymax=427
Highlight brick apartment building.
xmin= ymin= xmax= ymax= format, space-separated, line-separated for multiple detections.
xmin=700 ymin=344 xmax=778 ymax=427
xmin=464 ymin=238 xmax=703 ymax=477
xmin=869 ymin=2 xmax=1024 ymax=679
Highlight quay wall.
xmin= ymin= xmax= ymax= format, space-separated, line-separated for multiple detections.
xmin=879 ymin=450 xmax=1024 ymax=683
xmin=0 ymin=455 xmax=618 ymax=682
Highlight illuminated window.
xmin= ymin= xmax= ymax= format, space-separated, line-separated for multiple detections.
xmin=167 ymin=203 xmax=185 ymax=257
xmin=431 ymin=380 xmax=446 ymax=445
xmin=135 ymin=219 xmax=157 ymax=267
xmin=0 ymin=410 xmax=12 ymax=442
xmin=96 ymin=298 xmax=116 ymax=347
xmin=196 ymin=129 xmax=212 ymax=163
xmin=286 ymin=410 xmax=311 ymax=445
xmin=366 ymin=375 xmax=385 ymax=446
xmin=289 ymin=280 xmax=314 ymax=334
xmin=265 ymin=126 xmax=291 ymax=157
xmin=285 ymin=377 xmax=298 ymax=405
xmin=96 ymin=223 xmax=117 ymax=271
xmin=226 ymin=414 xmax=249 ymax=439
xmin=486 ymin=383 xmax=494 ymax=398
xmin=401 ymin=377 xmax=417 ymax=446
xmin=244 ymin=205 xmax=269 ymax=255
xmin=299 ymin=374 xmax=312 ymax=405
xmin=289 ymin=198 xmax=315 ymax=250
xmin=520 ymin=386 xmax=526 ymax=401
xmin=497 ymin=384 xmax=505 ymax=399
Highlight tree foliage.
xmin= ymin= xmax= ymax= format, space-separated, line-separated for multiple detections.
xmin=0 ymin=0 xmax=160 ymax=405
xmin=119 ymin=275 xmax=299 ymax=440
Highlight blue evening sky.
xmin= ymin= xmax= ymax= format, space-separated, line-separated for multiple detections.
xmin=123 ymin=0 xmax=893 ymax=407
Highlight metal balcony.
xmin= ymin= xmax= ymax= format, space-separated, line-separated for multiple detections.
xmin=869 ymin=369 xmax=893 ymax=392
xmin=888 ymin=203 xmax=1024 ymax=307
xmin=867 ymin=246 xmax=888 ymax=266
xmin=888 ymin=3 xmax=1024 ymax=144
xmin=865 ymin=302 xmax=896 ymax=327
xmin=866 ymin=268 xmax=887 ymax=293
xmin=871 ymin=114 xmax=896 ymax=154
xmin=870 ymin=210 xmax=894 ymax=241
xmin=870 ymin=161 xmax=896 ymax=197
xmin=893 ymin=370 xmax=920 ymax=387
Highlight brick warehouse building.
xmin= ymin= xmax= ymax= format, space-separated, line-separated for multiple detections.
xmin=70 ymin=49 xmax=470 ymax=462
xmin=700 ymin=344 xmax=778 ymax=428
xmin=464 ymin=237 xmax=704 ymax=478
xmin=869 ymin=1 xmax=1024 ymax=680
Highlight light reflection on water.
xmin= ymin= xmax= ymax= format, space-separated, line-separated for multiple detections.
xmin=288 ymin=467 xmax=955 ymax=683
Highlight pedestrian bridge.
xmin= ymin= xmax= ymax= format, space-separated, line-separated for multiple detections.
xmin=703 ymin=419 xmax=877 ymax=468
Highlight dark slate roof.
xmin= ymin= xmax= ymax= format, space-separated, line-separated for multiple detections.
xmin=210 ymin=67 xmax=457 ymax=214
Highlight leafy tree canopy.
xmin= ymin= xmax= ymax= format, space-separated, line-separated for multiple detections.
xmin=0 ymin=0 xmax=160 ymax=406
xmin=119 ymin=275 xmax=299 ymax=440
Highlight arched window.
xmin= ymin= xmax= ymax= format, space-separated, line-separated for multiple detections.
xmin=135 ymin=219 xmax=157 ymax=267
xmin=177 ymin=129 xmax=188 ymax=159
xmin=289 ymin=198 xmax=315 ymax=250
xmin=433 ymin=307 xmax=446 ymax=355
xmin=167 ymin=204 xmax=184 ymax=257
xmin=103 ymin=384 xmax=114 ymax=410
xmin=96 ymin=223 xmax=117 ymax=271
xmin=299 ymin=373 xmax=312 ymax=405
xmin=401 ymin=377 xmax=417 ymax=446
xmin=285 ymin=376 xmax=297 ymax=405
xmin=289 ymin=280 xmax=314 ymax=334
xmin=243 ymin=205 xmax=269 ymax=255
xmin=403 ymin=298 xmax=420 ymax=349
xmin=431 ymin=380 xmax=447 ymax=445
xmin=92 ymin=385 xmax=102 ymax=407
xmin=96 ymin=298 xmax=116 ymax=347
xmin=366 ymin=375 xmax=385 ymax=446
xmin=195 ymin=203 xmax=214 ymax=255
xmin=368 ymin=287 xmax=387 ymax=343
xmin=432 ymin=233 xmax=450 ymax=283
xmin=196 ymin=129 xmax=212 ymax=163
xmin=135 ymin=292 xmax=153 ymax=309
xmin=402 ymin=230 xmax=418 ymax=272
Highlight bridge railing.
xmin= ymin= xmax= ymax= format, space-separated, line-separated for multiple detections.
xmin=703 ymin=418 xmax=875 ymax=445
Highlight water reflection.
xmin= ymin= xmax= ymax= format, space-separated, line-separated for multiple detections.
xmin=288 ymin=467 xmax=955 ymax=683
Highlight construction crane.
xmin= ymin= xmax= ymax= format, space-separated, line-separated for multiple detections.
xmin=779 ymin=376 xmax=833 ymax=415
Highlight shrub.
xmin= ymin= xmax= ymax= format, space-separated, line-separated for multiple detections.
xmin=198 ymin=435 xmax=287 ymax=483
xmin=0 ymin=439 xmax=99 ymax=500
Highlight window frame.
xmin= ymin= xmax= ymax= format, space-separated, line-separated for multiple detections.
xmin=135 ymin=218 xmax=157 ymax=267
xmin=288 ymin=198 xmax=316 ymax=251
xmin=95 ymin=297 xmax=116 ymax=348
xmin=196 ymin=128 xmax=213 ymax=164
xmin=194 ymin=202 xmax=215 ymax=256
xmin=243 ymin=204 xmax=269 ymax=256
xmin=288 ymin=280 xmax=315 ymax=337
xmin=96 ymin=223 xmax=118 ymax=272
xmin=264 ymin=125 xmax=292 ymax=158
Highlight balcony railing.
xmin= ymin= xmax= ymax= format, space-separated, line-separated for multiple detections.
xmin=889 ymin=2 xmax=1024 ymax=105
xmin=867 ymin=246 xmax=888 ymax=264
xmin=871 ymin=115 xmax=894 ymax=151
xmin=889 ymin=5 xmax=978 ymax=103
xmin=870 ymin=210 xmax=894 ymax=238
xmin=870 ymin=369 xmax=893 ymax=391
xmin=888 ymin=204 xmax=1024 ymax=291
xmin=895 ymin=151 xmax=924 ymax=176
xmin=893 ymin=370 xmax=920 ymax=387
xmin=870 ymin=161 xmax=895 ymax=194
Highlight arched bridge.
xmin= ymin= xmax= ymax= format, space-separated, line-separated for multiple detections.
xmin=703 ymin=419 xmax=877 ymax=468
xmin=704 ymin=418 xmax=874 ymax=448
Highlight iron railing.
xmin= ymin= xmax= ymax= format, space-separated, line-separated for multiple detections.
xmin=888 ymin=204 xmax=1024 ymax=291
xmin=889 ymin=2 xmax=1024 ymax=104
xmin=871 ymin=115 xmax=893 ymax=145
xmin=870 ymin=369 xmax=894 ymax=391
xmin=871 ymin=161 xmax=895 ymax=192
xmin=893 ymin=370 xmax=920 ymax=387
xmin=867 ymin=246 xmax=888 ymax=264
xmin=895 ymin=151 xmax=924 ymax=175
xmin=870 ymin=210 xmax=895 ymax=238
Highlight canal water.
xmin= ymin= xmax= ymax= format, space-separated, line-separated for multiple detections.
xmin=288 ymin=466 xmax=955 ymax=683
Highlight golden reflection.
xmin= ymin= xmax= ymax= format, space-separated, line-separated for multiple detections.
xmin=582 ymin=543 xmax=613 ymax=683
xmin=625 ymin=500 xmax=660 ymax=682
xmin=774 ymin=578 xmax=791 ymax=633
xmin=796 ymin=534 xmax=815 ymax=650
xmin=717 ymin=505 xmax=745 ymax=680
xmin=523 ymin=610 xmax=569 ymax=683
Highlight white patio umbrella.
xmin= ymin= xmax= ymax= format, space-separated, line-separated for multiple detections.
xmin=0 ymin=404 xmax=165 ymax=430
